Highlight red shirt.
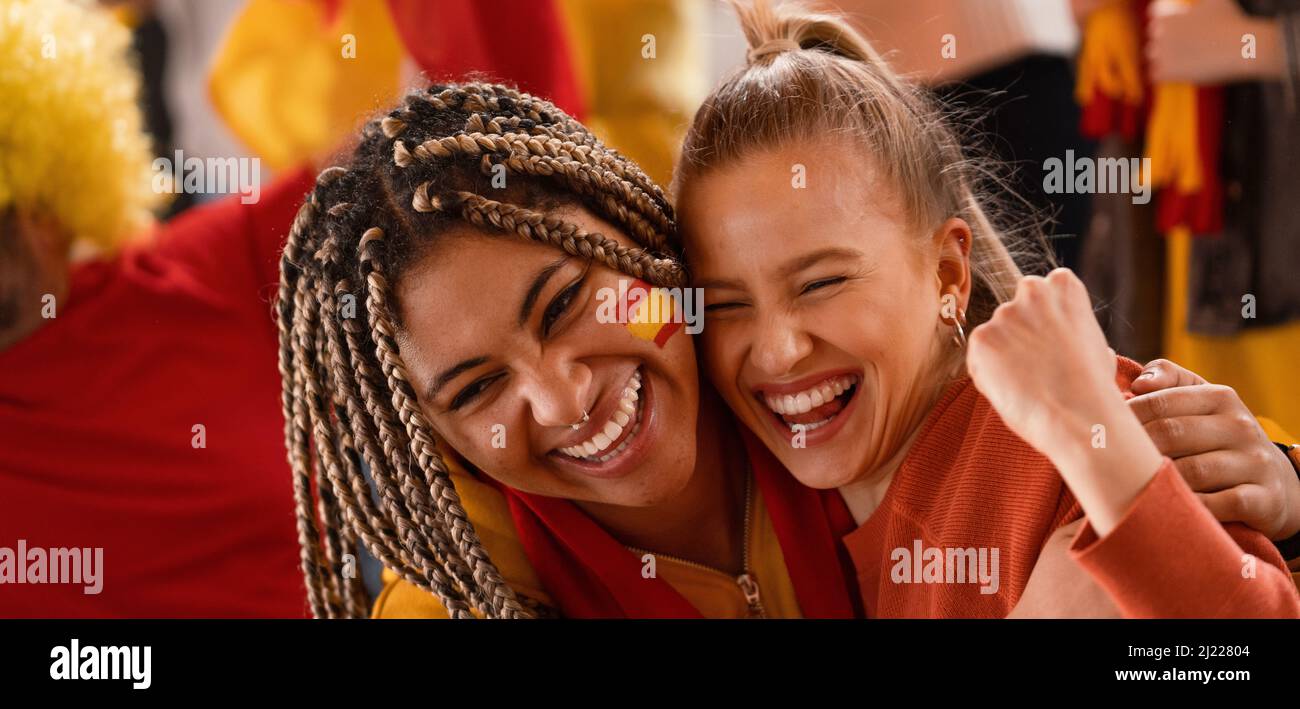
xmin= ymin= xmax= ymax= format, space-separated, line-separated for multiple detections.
xmin=0 ymin=170 xmax=314 ymax=617
xmin=843 ymin=357 xmax=1299 ymax=617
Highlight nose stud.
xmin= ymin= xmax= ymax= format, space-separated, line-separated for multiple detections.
xmin=569 ymin=410 xmax=589 ymax=431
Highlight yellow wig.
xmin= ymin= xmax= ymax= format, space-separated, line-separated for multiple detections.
xmin=0 ymin=0 xmax=161 ymax=249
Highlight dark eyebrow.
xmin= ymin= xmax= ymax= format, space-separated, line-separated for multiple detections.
xmin=427 ymin=356 xmax=488 ymax=401
xmin=518 ymin=257 xmax=570 ymax=327
xmin=425 ymin=256 xmax=569 ymax=402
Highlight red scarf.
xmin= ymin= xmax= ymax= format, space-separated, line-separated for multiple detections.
xmin=1078 ymin=0 xmax=1223 ymax=235
xmin=740 ymin=430 xmax=862 ymax=619
xmin=492 ymin=429 xmax=860 ymax=618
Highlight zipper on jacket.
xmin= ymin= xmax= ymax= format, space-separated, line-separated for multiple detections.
xmin=626 ymin=472 xmax=765 ymax=617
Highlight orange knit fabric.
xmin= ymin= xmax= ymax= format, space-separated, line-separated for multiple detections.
xmin=843 ymin=356 xmax=1300 ymax=618
xmin=1069 ymin=459 xmax=1299 ymax=617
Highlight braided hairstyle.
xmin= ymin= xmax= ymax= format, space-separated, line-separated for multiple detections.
xmin=277 ymin=82 xmax=685 ymax=618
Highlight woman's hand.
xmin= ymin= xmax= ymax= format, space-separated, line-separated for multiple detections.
xmin=967 ymin=268 xmax=1164 ymax=536
xmin=1147 ymin=0 xmax=1286 ymax=83
xmin=1130 ymin=359 xmax=1300 ymax=541
xmin=966 ymin=268 xmax=1122 ymax=457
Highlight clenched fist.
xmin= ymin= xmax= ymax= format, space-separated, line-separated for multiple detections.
xmin=967 ymin=268 xmax=1164 ymax=536
xmin=966 ymin=268 xmax=1118 ymax=456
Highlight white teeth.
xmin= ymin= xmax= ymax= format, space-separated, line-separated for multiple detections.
xmin=762 ymin=375 xmax=858 ymax=416
xmin=557 ymin=368 xmax=644 ymax=462
xmin=595 ymin=414 xmax=642 ymax=462
xmin=793 ymin=416 xmax=834 ymax=433
xmin=603 ymin=419 xmax=622 ymax=440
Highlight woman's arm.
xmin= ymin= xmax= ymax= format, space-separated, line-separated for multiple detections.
xmin=1146 ymin=0 xmax=1289 ymax=84
xmin=965 ymin=268 xmax=1161 ymax=536
xmin=1010 ymin=356 xmax=1300 ymax=617
xmin=1067 ymin=457 xmax=1298 ymax=617
xmin=967 ymin=268 xmax=1300 ymax=617
xmin=152 ymin=166 xmax=315 ymax=301
xmin=1008 ymin=519 xmax=1122 ymax=618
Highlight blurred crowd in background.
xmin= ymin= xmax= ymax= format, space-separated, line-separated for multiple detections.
xmin=104 ymin=0 xmax=1300 ymax=433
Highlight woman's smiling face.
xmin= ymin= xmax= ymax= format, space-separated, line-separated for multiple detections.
xmin=394 ymin=208 xmax=700 ymax=507
xmin=681 ymin=140 xmax=970 ymax=489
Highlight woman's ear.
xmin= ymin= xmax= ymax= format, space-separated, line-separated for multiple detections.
xmin=932 ymin=217 xmax=973 ymax=310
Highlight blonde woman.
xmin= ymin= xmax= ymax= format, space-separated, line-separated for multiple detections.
xmin=287 ymin=80 xmax=1298 ymax=619
xmin=673 ymin=0 xmax=1299 ymax=617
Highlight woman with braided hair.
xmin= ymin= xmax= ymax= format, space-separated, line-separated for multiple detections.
xmin=283 ymin=68 xmax=1300 ymax=618
xmin=277 ymin=81 xmax=862 ymax=618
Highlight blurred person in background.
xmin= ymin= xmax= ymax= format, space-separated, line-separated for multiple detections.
xmin=1144 ymin=0 xmax=1300 ymax=444
xmin=1069 ymin=0 xmax=1300 ymax=441
xmin=0 ymin=0 xmax=314 ymax=616
xmin=0 ymin=0 xmax=704 ymax=616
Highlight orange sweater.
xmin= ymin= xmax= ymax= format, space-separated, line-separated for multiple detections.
xmin=843 ymin=357 xmax=1300 ymax=618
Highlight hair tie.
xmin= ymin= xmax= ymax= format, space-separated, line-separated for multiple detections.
xmin=747 ymin=37 xmax=801 ymax=63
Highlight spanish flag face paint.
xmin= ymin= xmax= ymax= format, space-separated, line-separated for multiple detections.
xmin=622 ymin=279 xmax=683 ymax=348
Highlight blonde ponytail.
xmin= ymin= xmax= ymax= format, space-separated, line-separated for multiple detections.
xmin=677 ymin=0 xmax=1048 ymax=328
